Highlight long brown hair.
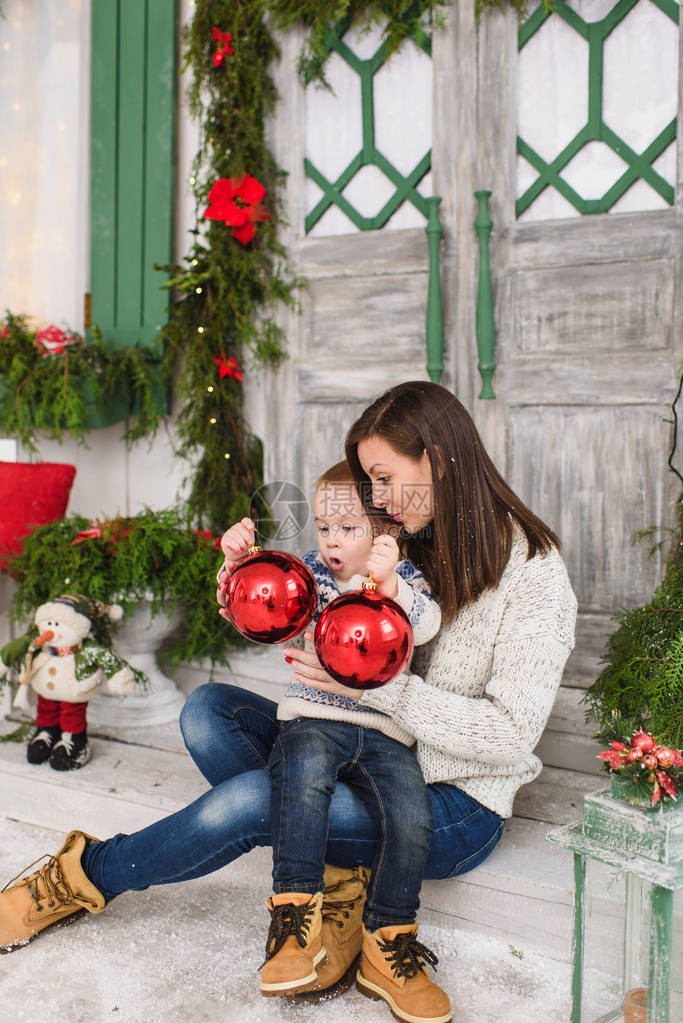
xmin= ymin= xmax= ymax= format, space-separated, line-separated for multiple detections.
xmin=345 ymin=381 xmax=559 ymax=624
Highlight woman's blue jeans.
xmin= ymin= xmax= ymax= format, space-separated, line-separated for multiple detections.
xmin=270 ymin=717 xmax=433 ymax=929
xmin=82 ymin=684 xmax=504 ymax=903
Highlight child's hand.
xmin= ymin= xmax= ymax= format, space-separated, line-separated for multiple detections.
xmin=217 ymin=518 xmax=256 ymax=609
xmin=367 ymin=534 xmax=400 ymax=598
xmin=220 ymin=517 xmax=256 ymax=565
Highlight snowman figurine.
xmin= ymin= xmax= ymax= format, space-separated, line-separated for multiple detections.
xmin=0 ymin=594 xmax=143 ymax=771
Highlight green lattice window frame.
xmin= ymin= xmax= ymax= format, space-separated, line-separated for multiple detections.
xmin=516 ymin=0 xmax=679 ymax=218
xmin=304 ymin=20 xmax=432 ymax=234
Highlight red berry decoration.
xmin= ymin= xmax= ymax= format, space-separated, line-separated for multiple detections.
xmin=314 ymin=578 xmax=413 ymax=690
xmin=631 ymin=730 xmax=656 ymax=753
xmin=225 ymin=546 xmax=317 ymax=644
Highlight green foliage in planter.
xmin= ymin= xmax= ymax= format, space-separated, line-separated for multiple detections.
xmin=584 ymin=494 xmax=683 ymax=749
xmin=0 ymin=313 xmax=164 ymax=451
xmin=6 ymin=509 xmax=246 ymax=667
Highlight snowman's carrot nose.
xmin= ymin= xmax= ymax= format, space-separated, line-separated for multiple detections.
xmin=36 ymin=630 xmax=55 ymax=647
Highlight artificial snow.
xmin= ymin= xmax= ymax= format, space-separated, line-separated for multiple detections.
xmin=0 ymin=815 xmax=573 ymax=1022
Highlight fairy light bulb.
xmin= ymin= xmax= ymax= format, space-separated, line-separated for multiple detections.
xmin=209 ymin=417 xmax=217 ymax=424
xmin=207 ymin=385 xmax=214 ymax=393
xmin=195 ymin=287 xmax=202 ymax=294
xmin=197 ymin=326 xmax=204 ymax=333
xmin=224 ymin=453 xmax=231 ymax=460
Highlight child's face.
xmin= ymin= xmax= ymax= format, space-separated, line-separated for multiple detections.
xmin=314 ymin=484 xmax=374 ymax=582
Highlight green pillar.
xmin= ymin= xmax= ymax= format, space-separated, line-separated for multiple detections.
xmin=425 ymin=196 xmax=444 ymax=384
xmin=474 ymin=190 xmax=496 ymax=399
xmin=649 ymin=885 xmax=674 ymax=1022
xmin=571 ymin=853 xmax=586 ymax=1022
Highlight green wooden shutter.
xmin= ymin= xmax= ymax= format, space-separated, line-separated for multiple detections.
xmin=90 ymin=0 xmax=177 ymax=348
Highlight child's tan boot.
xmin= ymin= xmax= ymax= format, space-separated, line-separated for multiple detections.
xmin=289 ymin=863 xmax=370 ymax=1001
xmin=0 ymin=830 xmax=106 ymax=953
xmin=357 ymin=923 xmax=452 ymax=1023
xmin=260 ymin=891 xmax=326 ymax=996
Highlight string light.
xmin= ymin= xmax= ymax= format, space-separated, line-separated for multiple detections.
xmin=189 ymin=175 xmax=196 ymax=185
xmin=207 ymin=385 xmax=214 ymax=393
xmin=209 ymin=417 xmax=217 ymax=424
xmin=195 ymin=287 xmax=202 ymax=294
xmin=224 ymin=453 xmax=231 ymax=460
xmin=191 ymin=258 xmax=199 ymax=266
xmin=197 ymin=326 xmax=204 ymax=333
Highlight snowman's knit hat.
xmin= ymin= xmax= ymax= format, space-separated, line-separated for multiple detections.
xmin=34 ymin=594 xmax=123 ymax=635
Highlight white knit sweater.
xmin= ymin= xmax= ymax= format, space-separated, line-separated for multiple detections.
xmin=358 ymin=534 xmax=577 ymax=818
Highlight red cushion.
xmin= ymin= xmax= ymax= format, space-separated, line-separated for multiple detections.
xmin=0 ymin=462 xmax=76 ymax=569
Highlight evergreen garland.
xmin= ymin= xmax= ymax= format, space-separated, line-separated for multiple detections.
xmin=6 ymin=508 xmax=245 ymax=666
xmin=584 ymin=494 xmax=683 ymax=749
xmin=159 ymin=0 xmax=298 ymax=534
xmin=266 ymin=0 xmax=531 ymax=86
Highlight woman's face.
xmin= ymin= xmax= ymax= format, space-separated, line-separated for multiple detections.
xmin=357 ymin=435 xmax=434 ymax=534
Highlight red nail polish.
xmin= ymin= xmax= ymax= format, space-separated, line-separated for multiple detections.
xmin=285 ymin=656 xmax=293 ymax=664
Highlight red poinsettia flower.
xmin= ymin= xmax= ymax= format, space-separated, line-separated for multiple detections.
xmin=214 ymin=352 xmax=244 ymax=382
xmin=35 ymin=324 xmax=79 ymax=357
xmin=202 ymin=174 xmax=269 ymax=245
xmin=0 ymin=323 xmax=9 ymax=339
xmin=212 ymin=26 xmax=234 ymax=67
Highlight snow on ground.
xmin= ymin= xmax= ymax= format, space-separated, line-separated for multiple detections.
xmin=0 ymin=815 xmax=571 ymax=1023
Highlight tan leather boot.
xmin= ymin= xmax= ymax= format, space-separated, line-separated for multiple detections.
xmin=0 ymin=830 xmax=106 ymax=953
xmin=289 ymin=863 xmax=371 ymax=1002
xmin=260 ymin=891 xmax=326 ymax=996
xmin=357 ymin=923 xmax=452 ymax=1023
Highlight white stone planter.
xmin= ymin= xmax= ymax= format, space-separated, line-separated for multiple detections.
xmin=87 ymin=599 xmax=186 ymax=728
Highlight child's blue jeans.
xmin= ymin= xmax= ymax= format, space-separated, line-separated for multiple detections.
xmin=269 ymin=716 xmax=432 ymax=929
xmin=82 ymin=684 xmax=504 ymax=904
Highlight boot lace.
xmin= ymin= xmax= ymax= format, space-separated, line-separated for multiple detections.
xmin=2 ymin=854 xmax=74 ymax=912
xmin=377 ymin=931 xmax=439 ymax=980
xmin=263 ymin=900 xmax=316 ymax=963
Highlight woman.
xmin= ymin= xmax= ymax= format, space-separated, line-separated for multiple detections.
xmin=0 ymin=382 xmax=576 ymax=1023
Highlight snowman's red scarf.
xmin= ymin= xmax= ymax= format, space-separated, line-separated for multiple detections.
xmin=46 ymin=644 xmax=82 ymax=657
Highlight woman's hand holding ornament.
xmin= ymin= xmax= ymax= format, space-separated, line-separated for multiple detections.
xmin=282 ymin=633 xmax=361 ymax=699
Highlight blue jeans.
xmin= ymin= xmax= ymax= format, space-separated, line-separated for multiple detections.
xmin=82 ymin=684 xmax=504 ymax=903
xmin=270 ymin=717 xmax=432 ymax=929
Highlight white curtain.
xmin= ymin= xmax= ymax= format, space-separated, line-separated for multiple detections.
xmin=0 ymin=0 xmax=90 ymax=330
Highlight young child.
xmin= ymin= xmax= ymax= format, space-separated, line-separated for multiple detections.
xmin=220 ymin=461 xmax=441 ymax=1000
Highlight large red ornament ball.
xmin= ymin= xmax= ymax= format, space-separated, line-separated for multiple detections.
xmin=225 ymin=548 xmax=318 ymax=644
xmin=314 ymin=584 xmax=413 ymax=690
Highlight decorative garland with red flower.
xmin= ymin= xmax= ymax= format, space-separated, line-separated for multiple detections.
xmin=158 ymin=0 xmax=300 ymax=534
